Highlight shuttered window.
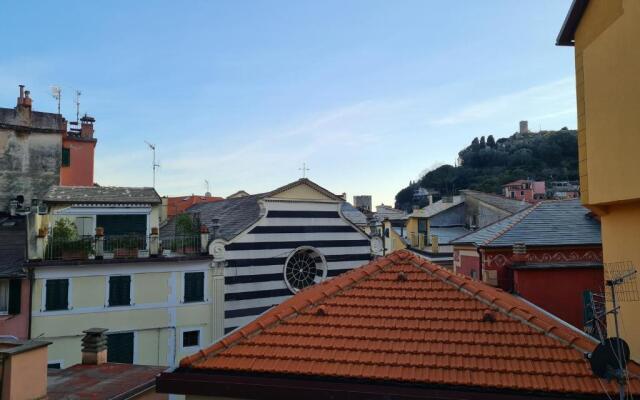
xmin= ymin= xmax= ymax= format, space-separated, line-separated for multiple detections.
xmin=0 ymin=280 xmax=8 ymax=313
xmin=184 ymin=272 xmax=204 ymax=303
xmin=107 ymin=332 xmax=134 ymax=364
xmin=8 ymin=279 xmax=21 ymax=315
xmin=45 ymin=279 xmax=69 ymax=311
xmin=61 ymin=147 xmax=71 ymax=167
xmin=108 ymin=276 xmax=131 ymax=307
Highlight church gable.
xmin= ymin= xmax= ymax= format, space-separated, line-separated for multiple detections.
xmin=267 ymin=178 xmax=342 ymax=202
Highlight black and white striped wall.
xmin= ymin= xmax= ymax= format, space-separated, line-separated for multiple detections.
xmin=222 ymin=199 xmax=371 ymax=333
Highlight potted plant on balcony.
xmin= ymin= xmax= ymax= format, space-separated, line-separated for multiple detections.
xmin=113 ymin=235 xmax=142 ymax=258
xmin=47 ymin=218 xmax=93 ymax=260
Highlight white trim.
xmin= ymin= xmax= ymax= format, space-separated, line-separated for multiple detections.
xmin=181 ymin=270 xmax=209 ymax=304
xmin=53 ymin=205 xmax=152 ymax=215
xmin=32 ymin=299 xmax=212 ymax=317
xmin=33 ymin=259 xmax=211 ymax=280
xmin=178 ymin=326 xmax=204 ymax=352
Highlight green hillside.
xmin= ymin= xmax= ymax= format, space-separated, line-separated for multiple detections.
xmin=395 ymin=128 xmax=578 ymax=211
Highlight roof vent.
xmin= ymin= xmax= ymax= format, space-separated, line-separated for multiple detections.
xmin=396 ymin=272 xmax=408 ymax=282
xmin=482 ymin=310 xmax=496 ymax=323
xmin=315 ymin=306 xmax=327 ymax=316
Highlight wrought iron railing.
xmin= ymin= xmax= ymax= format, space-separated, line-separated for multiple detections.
xmin=43 ymin=234 xmax=202 ymax=261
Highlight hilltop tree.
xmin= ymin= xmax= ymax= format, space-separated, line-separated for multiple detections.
xmin=487 ymin=135 xmax=496 ymax=148
xmin=480 ymin=136 xmax=486 ymax=148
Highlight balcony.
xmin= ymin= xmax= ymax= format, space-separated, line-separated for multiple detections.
xmin=39 ymin=233 xmax=206 ymax=262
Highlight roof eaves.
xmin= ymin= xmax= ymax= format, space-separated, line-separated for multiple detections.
xmin=556 ymin=0 xmax=589 ymax=46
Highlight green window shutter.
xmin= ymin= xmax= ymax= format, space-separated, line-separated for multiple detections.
xmin=184 ymin=272 xmax=204 ymax=303
xmin=46 ymin=279 xmax=69 ymax=311
xmin=61 ymin=147 xmax=71 ymax=167
xmin=8 ymin=279 xmax=21 ymax=315
xmin=109 ymin=276 xmax=131 ymax=306
xmin=107 ymin=332 xmax=134 ymax=364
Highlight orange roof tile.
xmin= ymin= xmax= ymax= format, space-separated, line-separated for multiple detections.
xmin=177 ymin=250 xmax=640 ymax=397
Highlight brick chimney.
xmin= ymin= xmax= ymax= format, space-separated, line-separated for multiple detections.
xmin=16 ymin=85 xmax=32 ymax=109
xmin=81 ymin=328 xmax=108 ymax=365
xmin=80 ymin=114 xmax=95 ymax=138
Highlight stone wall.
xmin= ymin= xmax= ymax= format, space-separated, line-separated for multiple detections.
xmin=0 ymin=128 xmax=61 ymax=212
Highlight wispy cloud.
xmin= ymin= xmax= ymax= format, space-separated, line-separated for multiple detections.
xmin=431 ymin=77 xmax=576 ymax=126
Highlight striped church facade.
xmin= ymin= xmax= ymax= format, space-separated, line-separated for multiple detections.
xmin=222 ymin=199 xmax=371 ymax=333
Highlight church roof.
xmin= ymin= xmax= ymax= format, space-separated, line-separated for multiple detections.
xmin=159 ymin=250 xmax=639 ymax=398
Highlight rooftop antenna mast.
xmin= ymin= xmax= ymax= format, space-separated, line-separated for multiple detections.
xmin=144 ymin=141 xmax=160 ymax=188
xmin=586 ymin=261 xmax=639 ymax=400
xmin=204 ymin=179 xmax=210 ymax=195
xmin=74 ymin=90 xmax=82 ymax=123
xmin=298 ymin=162 xmax=310 ymax=179
xmin=50 ymin=86 xmax=61 ymax=115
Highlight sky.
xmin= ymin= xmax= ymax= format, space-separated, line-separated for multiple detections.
xmin=0 ymin=1 xmax=577 ymax=205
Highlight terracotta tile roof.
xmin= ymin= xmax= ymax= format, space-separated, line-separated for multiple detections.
xmin=177 ymin=250 xmax=640 ymax=397
xmin=47 ymin=362 xmax=166 ymax=400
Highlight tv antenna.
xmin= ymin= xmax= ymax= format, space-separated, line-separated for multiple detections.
xmin=74 ymin=90 xmax=82 ymax=123
xmin=586 ymin=261 xmax=638 ymax=400
xmin=144 ymin=141 xmax=160 ymax=188
xmin=50 ymin=86 xmax=61 ymax=114
xmin=298 ymin=162 xmax=310 ymax=179
xmin=204 ymin=179 xmax=211 ymax=195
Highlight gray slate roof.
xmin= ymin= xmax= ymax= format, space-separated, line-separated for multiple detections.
xmin=0 ymin=215 xmax=27 ymax=277
xmin=452 ymin=199 xmax=601 ymax=248
xmin=410 ymin=196 xmax=463 ymax=218
xmin=0 ymin=107 xmax=65 ymax=132
xmin=162 ymin=191 xmax=368 ymax=242
xmin=44 ymin=186 xmax=161 ymax=204
xmin=430 ymin=226 xmax=470 ymax=245
xmin=460 ymin=190 xmax=531 ymax=214
xmin=340 ymin=202 xmax=368 ymax=226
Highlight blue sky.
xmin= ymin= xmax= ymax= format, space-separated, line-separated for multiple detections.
xmin=1 ymin=1 xmax=577 ymax=205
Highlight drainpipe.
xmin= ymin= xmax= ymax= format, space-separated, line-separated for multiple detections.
xmin=27 ymin=267 xmax=34 ymax=339
xmin=476 ymin=246 xmax=484 ymax=282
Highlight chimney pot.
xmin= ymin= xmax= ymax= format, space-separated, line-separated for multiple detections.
xmin=81 ymin=328 xmax=108 ymax=365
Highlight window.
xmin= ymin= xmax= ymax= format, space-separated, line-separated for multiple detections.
xmin=107 ymin=332 xmax=134 ymax=364
xmin=184 ymin=272 xmax=204 ymax=303
xmin=47 ymin=362 xmax=62 ymax=369
xmin=182 ymin=330 xmax=200 ymax=348
xmin=284 ymin=247 xmax=327 ymax=293
xmin=0 ymin=280 xmax=8 ymax=314
xmin=45 ymin=279 xmax=69 ymax=311
xmin=108 ymin=276 xmax=131 ymax=307
xmin=417 ymin=220 xmax=427 ymax=234
xmin=61 ymin=147 xmax=70 ymax=167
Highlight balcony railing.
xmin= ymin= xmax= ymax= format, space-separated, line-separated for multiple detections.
xmin=43 ymin=234 xmax=203 ymax=261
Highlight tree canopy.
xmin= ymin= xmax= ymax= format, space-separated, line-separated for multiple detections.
xmin=394 ymin=129 xmax=578 ymax=211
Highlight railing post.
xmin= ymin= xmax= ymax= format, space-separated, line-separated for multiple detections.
xmin=95 ymin=227 xmax=104 ymax=259
xmin=36 ymin=227 xmax=47 ymax=260
xmin=150 ymin=227 xmax=159 ymax=257
xmin=200 ymin=225 xmax=209 ymax=254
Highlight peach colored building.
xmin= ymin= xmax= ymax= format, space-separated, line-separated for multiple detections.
xmin=60 ymin=115 xmax=97 ymax=187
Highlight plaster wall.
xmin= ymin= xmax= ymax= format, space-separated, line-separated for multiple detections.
xmin=60 ymin=137 xmax=95 ymax=186
xmin=0 ymin=279 xmax=30 ymax=339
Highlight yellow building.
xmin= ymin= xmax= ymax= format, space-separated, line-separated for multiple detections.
xmin=27 ymin=186 xmax=220 ymax=368
xmin=558 ymin=0 xmax=640 ymax=357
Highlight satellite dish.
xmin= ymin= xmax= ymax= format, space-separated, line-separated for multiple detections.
xmin=588 ymin=337 xmax=630 ymax=379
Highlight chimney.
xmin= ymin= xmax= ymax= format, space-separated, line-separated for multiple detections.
xmin=81 ymin=328 xmax=108 ymax=365
xmin=428 ymin=195 xmax=433 ymax=205
xmin=80 ymin=114 xmax=95 ymax=138
xmin=0 ymin=339 xmax=51 ymax=400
